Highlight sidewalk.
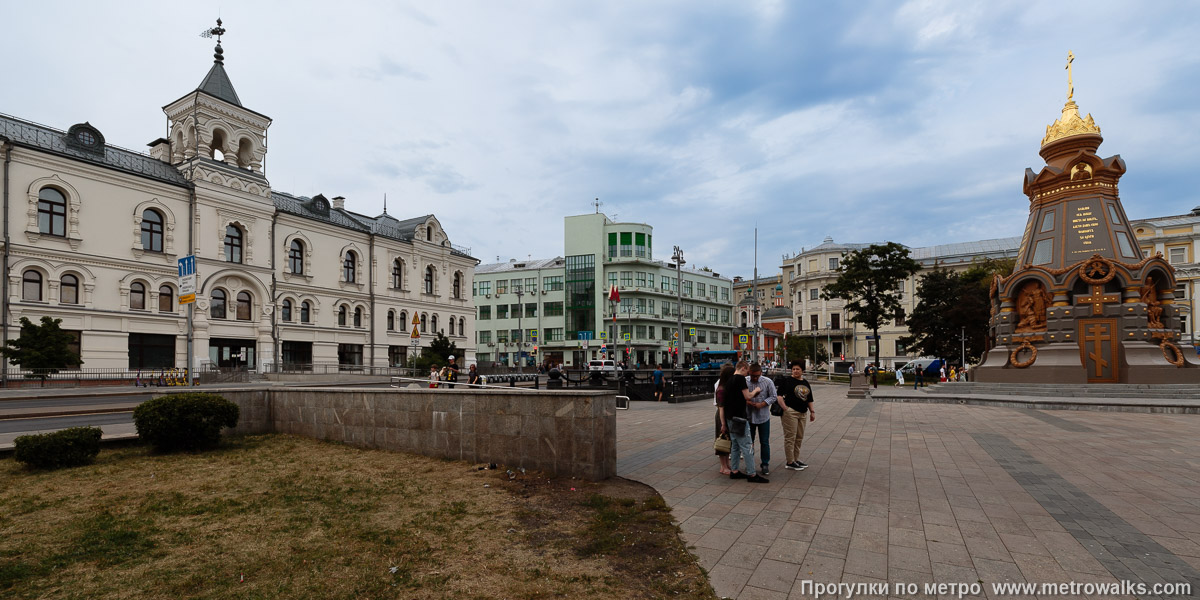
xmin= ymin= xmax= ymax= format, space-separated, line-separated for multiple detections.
xmin=617 ymin=386 xmax=1200 ymax=599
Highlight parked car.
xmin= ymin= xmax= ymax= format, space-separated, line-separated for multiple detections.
xmin=587 ymin=359 xmax=621 ymax=374
xmin=898 ymin=358 xmax=943 ymax=378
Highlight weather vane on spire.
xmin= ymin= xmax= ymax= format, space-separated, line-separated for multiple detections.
xmin=1065 ymin=50 xmax=1075 ymax=101
xmin=200 ymin=18 xmax=227 ymax=64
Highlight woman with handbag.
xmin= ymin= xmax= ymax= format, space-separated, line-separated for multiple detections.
xmin=713 ymin=364 xmax=734 ymax=475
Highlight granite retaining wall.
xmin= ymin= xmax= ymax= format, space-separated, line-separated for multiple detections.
xmin=210 ymin=387 xmax=617 ymax=480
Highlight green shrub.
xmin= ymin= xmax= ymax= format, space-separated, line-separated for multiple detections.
xmin=133 ymin=393 xmax=239 ymax=452
xmin=13 ymin=426 xmax=102 ymax=470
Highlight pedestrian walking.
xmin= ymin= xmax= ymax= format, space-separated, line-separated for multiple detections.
xmin=718 ymin=362 xmax=768 ymax=483
xmin=895 ymin=367 xmax=905 ymax=387
xmin=429 ymin=365 xmax=440 ymax=388
xmin=445 ymin=355 xmax=460 ymax=389
xmin=653 ymin=363 xmax=665 ymax=401
xmin=468 ymin=364 xmax=482 ymax=387
xmin=746 ymin=363 xmax=777 ymax=476
xmin=776 ymin=361 xmax=815 ymax=470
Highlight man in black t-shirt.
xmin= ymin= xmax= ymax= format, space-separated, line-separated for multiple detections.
xmin=719 ymin=361 xmax=768 ymax=483
xmin=776 ymin=361 xmax=816 ymax=471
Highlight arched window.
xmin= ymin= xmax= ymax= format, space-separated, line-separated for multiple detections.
xmin=338 ymin=305 xmax=347 ymax=327
xmin=426 ymin=226 xmax=432 ymax=240
xmin=399 ymin=311 xmax=408 ymax=331
xmin=37 ymin=188 xmax=67 ymax=237
xmin=458 ymin=317 xmax=465 ymax=335
xmin=300 ymin=301 xmax=311 ymax=323
xmin=158 ymin=285 xmax=173 ymax=312
xmin=61 ymin=274 xmax=79 ymax=304
xmin=211 ymin=128 xmax=228 ymax=161
xmin=281 ymin=299 xmax=292 ymax=322
xmin=431 ymin=314 xmax=438 ymax=334
xmin=130 ymin=282 xmax=146 ymax=310
xmin=424 ymin=266 xmax=434 ymax=294
xmin=453 ymin=272 xmax=462 ymax=299
xmin=387 ymin=310 xmax=394 ymax=331
xmin=211 ymin=289 xmax=226 ymax=318
xmin=130 ymin=280 xmax=147 ymax=309
xmin=289 ymin=240 xmax=304 ymax=274
xmin=237 ymin=138 xmax=254 ymax=169
xmin=141 ymin=209 xmax=164 ymax=252
xmin=354 ymin=307 xmax=363 ymax=328
xmin=449 ymin=316 xmax=455 ymax=336
xmin=236 ymin=292 xmax=252 ymax=321
xmin=419 ymin=313 xmax=427 ymax=333
xmin=344 ymin=252 xmax=357 ymax=283
xmin=225 ymin=225 xmax=243 ymax=263
xmin=22 ymin=270 xmax=42 ymax=301
xmin=392 ymin=259 xmax=404 ymax=289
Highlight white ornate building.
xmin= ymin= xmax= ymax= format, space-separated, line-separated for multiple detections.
xmin=0 ymin=25 xmax=477 ymax=377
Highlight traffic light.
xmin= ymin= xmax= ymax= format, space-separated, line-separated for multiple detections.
xmin=531 ymin=346 xmax=538 ymax=356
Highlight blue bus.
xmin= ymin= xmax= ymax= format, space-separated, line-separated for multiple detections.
xmin=695 ymin=350 xmax=739 ymax=370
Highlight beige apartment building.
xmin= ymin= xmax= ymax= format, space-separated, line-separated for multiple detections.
xmin=782 ymin=236 xmax=1020 ymax=369
xmin=0 ymin=30 xmax=476 ymax=378
xmin=1131 ymin=207 xmax=1200 ymax=347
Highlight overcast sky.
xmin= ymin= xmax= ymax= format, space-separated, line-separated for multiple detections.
xmin=5 ymin=1 xmax=1199 ymax=278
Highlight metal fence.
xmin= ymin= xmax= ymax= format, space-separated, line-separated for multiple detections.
xmin=1 ymin=367 xmax=193 ymax=389
xmin=261 ymin=362 xmax=425 ymax=377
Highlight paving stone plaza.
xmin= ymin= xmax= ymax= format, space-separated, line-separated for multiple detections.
xmin=617 ymin=387 xmax=1200 ymax=599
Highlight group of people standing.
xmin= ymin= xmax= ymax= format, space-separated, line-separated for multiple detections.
xmin=714 ymin=361 xmax=816 ymax=483
xmin=427 ymin=356 xmax=485 ymax=388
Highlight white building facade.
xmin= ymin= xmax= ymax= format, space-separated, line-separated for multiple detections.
xmin=473 ymin=213 xmax=735 ymax=368
xmin=0 ymin=30 xmax=476 ymax=378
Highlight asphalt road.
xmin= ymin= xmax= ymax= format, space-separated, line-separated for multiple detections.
xmin=0 ymin=394 xmax=151 ymax=413
xmin=0 ymin=412 xmax=133 ymax=434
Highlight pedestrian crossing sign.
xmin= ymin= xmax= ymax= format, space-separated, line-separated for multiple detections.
xmin=739 ymin=334 xmax=748 ymax=344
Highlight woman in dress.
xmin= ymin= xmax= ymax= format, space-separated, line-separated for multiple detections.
xmin=714 ymin=364 xmax=735 ymax=475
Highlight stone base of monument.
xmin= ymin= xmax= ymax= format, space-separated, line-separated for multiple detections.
xmin=867 ymin=382 xmax=1200 ymax=413
xmin=974 ymin=343 xmax=1089 ymax=384
xmin=847 ymin=372 xmax=868 ymax=398
xmin=974 ymin=340 xmax=1200 ymax=384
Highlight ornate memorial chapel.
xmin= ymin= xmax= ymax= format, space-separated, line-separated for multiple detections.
xmin=976 ymin=54 xmax=1200 ymax=383
xmin=0 ymin=21 xmax=478 ymax=376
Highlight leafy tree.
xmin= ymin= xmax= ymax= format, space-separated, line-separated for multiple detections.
xmin=820 ymin=242 xmax=921 ymax=369
xmin=408 ymin=332 xmax=460 ymax=372
xmin=899 ymin=258 xmax=1015 ymax=365
xmin=776 ymin=334 xmax=827 ymax=369
xmin=0 ymin=316 xmax=83 ymax=386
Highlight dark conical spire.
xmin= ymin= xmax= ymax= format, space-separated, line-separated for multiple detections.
xmin=196 ymin=18 xmax=242 ymax=107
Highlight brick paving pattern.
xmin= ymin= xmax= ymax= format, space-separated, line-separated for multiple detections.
xmin=617 ymin=384 xmax=1200 ymax=599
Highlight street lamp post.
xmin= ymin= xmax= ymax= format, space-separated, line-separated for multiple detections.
xmin=672 ymin=246 xmax=685 ymax=367
xmin=960 ymin=326 xmax=966 ymax=371
xmin=826 ymin=320 xmax=832 ymax=380
xmin=515 ymin=288 xmax=524 ymax=373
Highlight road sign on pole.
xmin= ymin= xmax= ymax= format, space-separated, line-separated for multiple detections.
xmin=410 ymin=325 xmax=420 ymax=339
xmin=178 ymin=256 xmax=197 ymax=304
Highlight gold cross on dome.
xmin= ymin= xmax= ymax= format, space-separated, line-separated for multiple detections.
xmin=1066 ymin=50 xmax=1075 ymax=101
xmin=1075 ymin=284 xmax=1118 ymax=316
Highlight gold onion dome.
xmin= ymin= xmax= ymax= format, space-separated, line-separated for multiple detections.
xmin=1041 ymin=50 xmax=1101 ymax=147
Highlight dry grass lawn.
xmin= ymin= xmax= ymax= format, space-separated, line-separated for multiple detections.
xmin=0 ymin=434 xmax=716 ymax=599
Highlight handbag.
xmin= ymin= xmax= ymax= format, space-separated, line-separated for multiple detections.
xmin=770 ymin=401 xmax=784 ymax=417
xmin=713 ymin=433 xmax=731 ymax=453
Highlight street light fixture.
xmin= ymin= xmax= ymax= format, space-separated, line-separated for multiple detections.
xmin=672 ymin=246 xmax=685 ymax=367
xmin=826 ymin=320 xmax=832 ymax=378
xmin=515 ymin=287 xmax=524 ymax=373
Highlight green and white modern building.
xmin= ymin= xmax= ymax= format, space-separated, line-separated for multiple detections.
xmin=474 ymin=213 xmax=735 ymax=368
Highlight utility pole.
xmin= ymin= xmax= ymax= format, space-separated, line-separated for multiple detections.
xmin=515 ymin=288 xmax=524 ymax=373
xmin=672 ymin=246 xmax=685 ymax=367
xmin=960 ymin=326 xmax=966 ymax=371
xmin=751 ymin=227 xmax=759 ymax=363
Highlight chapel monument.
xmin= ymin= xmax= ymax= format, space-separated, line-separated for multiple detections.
xmin=975 ymin=53 xmax=1200 ymax=383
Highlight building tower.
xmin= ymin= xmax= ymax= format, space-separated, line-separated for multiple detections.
xmin=975 ymin=53 xmax=1200 ymax=383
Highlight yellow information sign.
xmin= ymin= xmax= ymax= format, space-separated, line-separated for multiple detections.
xmin=739 ymin=334 xmax=748 ymax=344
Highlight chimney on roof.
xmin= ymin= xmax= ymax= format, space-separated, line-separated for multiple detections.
xmin=147 ymin=138 xmax=170 ymax=162
xmin=332 ymin=196 xmax=345 ymax=210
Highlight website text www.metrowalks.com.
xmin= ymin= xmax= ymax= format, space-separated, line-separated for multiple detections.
xmin=799 ymin=579 xmax=1193 ymax=598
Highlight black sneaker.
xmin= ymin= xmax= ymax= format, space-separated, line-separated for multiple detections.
xmin=761 ymin=467 xmax=770 ymax=477
xmin=784 ymin=462 xmax=800 ymax=470
xmin=794 ymin=461 xmax=808 ymax=470
xmin=747 ymin=475 xmax=769 ymax=483
xmin=729 ymin=471 xmax=748 ymax=479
